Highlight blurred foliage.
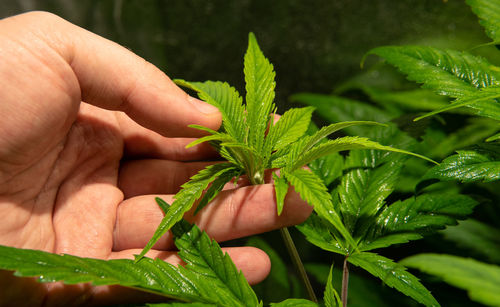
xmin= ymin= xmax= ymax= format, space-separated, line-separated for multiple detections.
xmin=1 ymin=0 xmax=495 ymax=110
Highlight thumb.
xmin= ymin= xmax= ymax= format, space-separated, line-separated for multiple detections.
xmin=28 ymin=11 xmax=221 ymax=137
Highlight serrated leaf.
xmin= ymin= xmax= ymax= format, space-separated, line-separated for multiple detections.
xmin=415 ymin=85 xmax=500 ymax=121
xmin=487 ymin=131 xmax=500 ymax=141
xmin=402 ymin=254 xmax=500 ymax=307
xmin=368 ymin=46 xmax=500 ymax=119
xmin=363 ymin=193 xmax=477 ymax=250
xmin=337 ymin=158 xmax=403 ymax=235
xmin=245 ymin=32 xmax=276 ymax=152
xmin=324 ymin=265 xmax=341 ymax=307
xmin=297 ymin=213 xmax=347 ymax=255
xmin=466 ymin=0 xmax=500 ymax=42
xmin=0 ymin=245 xmax=205 ymax=302
xmin=175 ymin=80 xmax=246 ymax=142
xmin=308 ymin=153 xmax=344 ymax=187
xmin=270 ymin=299 xmax=318 ymax=307
xmin=421 ymin=145 xmax=500 ymax=184
xmin=186 ymin=132 xmax=237 ymax=148
xmin=285 ymin=168 xmax=355 ymax=249
xmin=289 ymin=136 xmax=435 ymax=171
xmin=172 ymin=221 xmax=260 ymax=307
xmin=265 ymin=107 xmax=315 ymax=152
xmin=138 ymin=163 xmax=237 ymax=260
xmin=359 ymin=233 xmax=423 ymax=252
xmin=273 ymin=173 xmax=289 ymax=216
xmin=193 ymin=167 xmax=241 ymax=215
xmin=348 ymin=252 xmax=439 ymax=307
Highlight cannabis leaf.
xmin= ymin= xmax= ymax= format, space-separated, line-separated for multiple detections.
xmin=138 ymin=163 xmax=239 ymax=259
xmin=402 ymin=254 xmax=500 ymax=307
xmin=367 ymin=46 xmax=500 ymax=120
xmin=348 ymin=252 xmax=439 ymax=307
xmin=419 ymin=143 xmax=500 ymax=186
xmin=466 ymin=0 xmax=500 ymax=42
xmin=0 ymin=221 xmax=259 ymax=306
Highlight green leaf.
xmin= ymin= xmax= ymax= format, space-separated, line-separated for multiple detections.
xmin=285 ymin=168 xmax=355 ymax=249
xmin=336 ymin=157 xmax=403 ymax=235
xmin=308 ymin=152 xmax=344 ymax=187
xmin=375 ymin=193 xmax=476 ymax=233
xmin=487 ymin=131 xmax=500 ymax=141
xmin=175 ymin=80 xmax=246 ymax=142
xmin=442 ymin=219 xmax=500 ymax=263
xmin=415 ymin=85 xmax=500 ymax=121
xmin=359 ymin=233 xmax=423 ymax=252
xmin=402 ymin=254 xmax=500 ymax=307
xmin=270 ymin=299 xmax=318 ymax=307
xmin=297 ymin=213 xmax=347 ymax=255
xmin=421 ymin=144 xmax=500 ymax=184
xmin=348 ymin=252 xmax=439 ymax=307
xmin=138 ymin=163 xmax=237 ymax=260
xmin=289 ymin=136 xmax=435 ymax=171
xmin=193 ymin=167 xmax=241 ymax=215
xmin=265 ymin=106 xmax=315 ymax=152
xmin=273 ymin=173 xmax=289 ymax=216
xmin=172 ymin=221 xmax=260 ymax=307
xmin=244 ymin=32 xmax=276 ymax=152
xmin=324 ymin=265 xmax=341 ymax=307
xmin=0 ymin=244 xmax=210 ymax=303
xmin=186 ymin=132 xmax=236 ymax=148
xmin=367 ymin=46 xmax=500 ymax=119
xmin=466 ymin=0 xmax=500 ymax=42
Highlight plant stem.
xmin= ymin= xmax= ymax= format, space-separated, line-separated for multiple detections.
xmin=342 ymin=256 xmax=349 ymax=307
xmin=279 ymin=227 xmax=318 ymax=303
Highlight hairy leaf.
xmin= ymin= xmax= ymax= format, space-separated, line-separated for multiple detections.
xmin=420 ymin=145 xmax=500 ymax=184
xmin=172 ymin=221 xmax=260 ymax=307
xmin=348 ymin=252 xmax=439 ymax=307
xmin=285 ymin=168 xmax=355 ymax=249
xmin=138 ymin=163 xmax=237 ymax=259
xmin=402 ymin=254 xmax=500 ymax=307
xmin=175 ymin=80 xmax=246 ymax=142
xmin=466 ymin=0 xmax=500 ymax=42
xmin=245 ymin=32 xmax=276 ymax=152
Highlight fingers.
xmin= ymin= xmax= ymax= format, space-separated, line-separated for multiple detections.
xmin=118 ymin=160 xmax=213 ymax=198
xmin=113 ymin=184 xmax=313 ymax=251
xmin=107 ymin=246 xmax=270 ymax=285
xmin=12 ymin=11 xmax=222 ymax=138
xmin=115 ymin=112 xmax=219 ymax=161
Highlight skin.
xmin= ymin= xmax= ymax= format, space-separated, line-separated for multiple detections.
xmin=0 ymin=11 xmax=312 ymax=306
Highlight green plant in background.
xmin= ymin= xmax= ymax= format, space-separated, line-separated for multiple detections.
xmin=0 ymin=1 xmax=499 ymax=306
xmin=292 ymin=0 xmax=500 ymax=306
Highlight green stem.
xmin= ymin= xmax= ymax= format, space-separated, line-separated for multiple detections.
xmin=279 ymin=227 xmax=317 ymax=303
xmin=342 ymin=256 xmax=349 ymax=307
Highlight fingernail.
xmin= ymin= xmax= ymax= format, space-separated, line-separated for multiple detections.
xmin=188 ymin=96 xmax=219 ymax=114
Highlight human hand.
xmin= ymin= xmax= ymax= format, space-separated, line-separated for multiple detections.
xmin=0 ymin=12 xmax=312 ymax=306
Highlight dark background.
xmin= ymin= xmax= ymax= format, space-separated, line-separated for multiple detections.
xmin=0 ymin=0 xmax=491 ymax=111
